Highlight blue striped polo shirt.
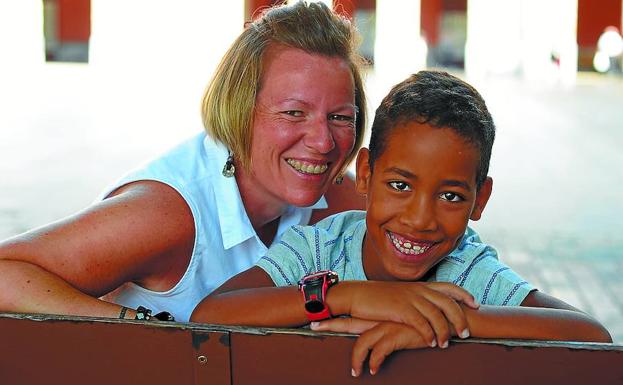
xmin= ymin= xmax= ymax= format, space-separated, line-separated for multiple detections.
xmin=257 ymin=210 xmax=534 ymax=306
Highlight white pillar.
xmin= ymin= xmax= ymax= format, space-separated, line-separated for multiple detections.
xmin=0 ymin=1 xmax=45 ymax=70
xmin=553 ymin=0 xmax=578 ymax=86
xmin=519 ymin=0 xmax=577 ymax=86
xmin=465 ymin=0 xmax=522 ymax=79
xmin=373 ymin=0 xmax=425 ymax=93
xmin=0 ymin=1 xmax=46 ymax=145
xmin=90 ymin=1 xmax=243 ymax=74
xmin=89 ymin=0 xmax=245 ymax=143
xmin=466 ymin=0 xmax=577 ymax=84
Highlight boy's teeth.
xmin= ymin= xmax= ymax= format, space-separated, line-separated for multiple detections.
xmin=287 ymin=159 xmax=328 ymax=174
xmin=390 ymin=233 xmax=429 ymax=255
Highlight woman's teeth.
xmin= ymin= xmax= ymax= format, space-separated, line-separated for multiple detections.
xmin=389 ymin=233 xmax=430 ymax=255
xmin=287 ymin=159 xmax=328 ymax=175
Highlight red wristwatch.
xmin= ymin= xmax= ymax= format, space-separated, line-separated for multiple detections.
xmin=298 ymin=270 xmax=339 ymax=321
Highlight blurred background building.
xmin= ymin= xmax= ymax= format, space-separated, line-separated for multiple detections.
xmin=1 ymin=0 xmax=622 ymax=342
xmin=36 ymin=0 xmax=623 ymax=75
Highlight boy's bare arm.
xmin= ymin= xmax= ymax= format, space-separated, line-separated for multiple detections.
xmin=315 ymin=290 xmax=612 ymax=342
xmin=190 ymin=267 xmax=307 ymax=326
xmin=463 ymin=290 xmax=612 ymax=342
xmin=520 ymin=289 xmax=581 ymax=311
xmin=191 ymin=268 xmax=478 ymax=348
xmin=314 ymin=292 xmax=612 ymax=377
xmin=463 ymin=290 xmax=611 ymax=342
xmin=462 ymin=302 xmax=612 ymax=343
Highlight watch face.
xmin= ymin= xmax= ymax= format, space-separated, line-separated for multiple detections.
xmin=304 ymin=300 xmax=325 ymax=313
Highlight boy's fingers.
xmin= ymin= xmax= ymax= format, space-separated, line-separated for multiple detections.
xmin=355 ymin=323 xmax=430 ymax=376
xmin=428 ymin=282 xmax=480 ymax=309
xmin=311 ymin=317 xmax=379 ymax=334
xmin=351 ymin=324 xmax=386 ymax=377
xmin=368 ymin=333 xmax=397 ymax=375
xmin=420 ymin=292 xmax=469 ymax=341
xmin=400 ymin=308 xmax=437 ymax=347
xmin=406 ymin=297 xmax=451 ymax=347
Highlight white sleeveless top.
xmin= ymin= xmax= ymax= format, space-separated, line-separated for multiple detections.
xmin=98 ymin=132 xmax=327 ymax=322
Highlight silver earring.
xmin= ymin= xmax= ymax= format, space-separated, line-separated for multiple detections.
xmin=335 ymin=174 xmax=344 ymax=185
xmin=222 ymin=152 xmax=235 ymax=178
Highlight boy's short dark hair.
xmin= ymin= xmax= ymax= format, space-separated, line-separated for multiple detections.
xmin=368 ymin=71 xmax=495 ymax=188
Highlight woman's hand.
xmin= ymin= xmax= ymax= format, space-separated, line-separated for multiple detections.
xmin=328 ymin=281 xmax=477 ymax=349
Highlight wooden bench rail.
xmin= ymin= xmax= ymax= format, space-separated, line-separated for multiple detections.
xmin=1 ymin=313 xmax=621 ymax=385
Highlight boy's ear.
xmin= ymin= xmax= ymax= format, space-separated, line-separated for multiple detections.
xmin=355 ymin=148 xmax=372 ymax=195
xmin=470 ymin=177 xmax=493 ymax=221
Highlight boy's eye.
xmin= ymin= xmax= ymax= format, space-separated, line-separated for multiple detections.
xmin=439 ymin=192 xmax=464 ymax=202
xmin=389 ymin=181 xmax=411 ymax=192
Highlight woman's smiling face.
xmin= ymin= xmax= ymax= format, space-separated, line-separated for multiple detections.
xmin=356 ymin=121 xmax=492 ymax=281
xmin=243 ymin=45 xmax=357 ymax=211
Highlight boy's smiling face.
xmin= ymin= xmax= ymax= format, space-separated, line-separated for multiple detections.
xmin=356 ymin=121 xmax=493 ymax=281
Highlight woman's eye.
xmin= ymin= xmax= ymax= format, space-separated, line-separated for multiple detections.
xmin=439 ymin=192 xmax=464 ymax=202
xmin=329 ymin=114 xmax=355 ymax=127
xmin=389 ymin=181 xmax=411 ymax=191
xmin=329 ymin=114 xmax=354 ymax=121
xmin=283 ymin=110 xmax=304 ymax=117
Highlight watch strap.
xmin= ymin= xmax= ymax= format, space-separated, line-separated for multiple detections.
xmin=298 ymin=270 xmax=339 ymax=321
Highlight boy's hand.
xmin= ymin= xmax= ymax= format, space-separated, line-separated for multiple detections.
xmin=353 ymin=321 xmax=429 ymax=377
xmin=311 ymin=316 xmax=379 ymax=334
xmin=426 ymin=282 xmax=480 ymax=310
xmin=312 ymin=318 xmax=431 ymax=376
xmin=331 ymin=281 xmax=477 ymax=349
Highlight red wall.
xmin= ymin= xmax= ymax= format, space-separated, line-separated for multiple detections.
xmin=421 ymin=0 xmax=442 ymax=46
xmin=247 ymin=0 xmax=276 ymax=19
xmin=577 ymin=0 xmax=622 ymax=47
xmin=247 ymin=0 xmax=376 ymax=21
xmin=58 ymin=0 xmax=90 ymax=42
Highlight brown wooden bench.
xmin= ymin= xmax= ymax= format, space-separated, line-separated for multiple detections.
xmin=1 ymin=313 xmax=621 ymax=384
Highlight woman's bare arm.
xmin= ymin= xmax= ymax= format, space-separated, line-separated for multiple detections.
xmin=0 ymin=181 xmax=194 ymax=317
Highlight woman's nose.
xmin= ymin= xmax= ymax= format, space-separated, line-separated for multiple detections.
xmin=303 ymin=116 xmax=335 ymax=154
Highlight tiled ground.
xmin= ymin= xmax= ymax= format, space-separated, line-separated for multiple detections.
xmin=499 ymin=242 xmax=623 ymax=343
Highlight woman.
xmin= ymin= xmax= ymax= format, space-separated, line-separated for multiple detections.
xmin=0 ymin=1 xmax=366 ymax=322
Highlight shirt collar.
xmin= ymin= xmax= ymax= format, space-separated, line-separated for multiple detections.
xmin=203 ymin=135 xmax=327 ymax=250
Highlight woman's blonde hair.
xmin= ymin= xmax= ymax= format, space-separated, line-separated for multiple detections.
xmin=201 ymin=1 xmax=367 ymax=171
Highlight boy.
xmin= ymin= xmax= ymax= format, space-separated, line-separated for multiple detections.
xmin=191 ymin=71 xmax=611 ymax=376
